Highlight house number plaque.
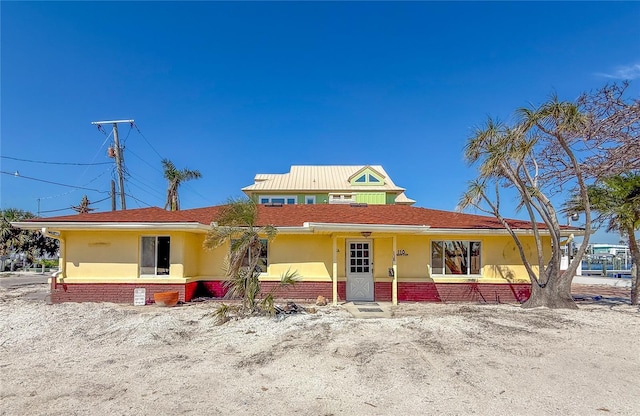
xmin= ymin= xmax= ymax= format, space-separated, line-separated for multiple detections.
xmin=396 ymin=250 xmax=408 ymax=256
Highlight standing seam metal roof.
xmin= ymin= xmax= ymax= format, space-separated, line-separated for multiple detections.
xmin=241 ymin=165 xmax=406 ymax=192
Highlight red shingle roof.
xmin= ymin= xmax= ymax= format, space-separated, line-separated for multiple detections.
xmin=28 ymin=204 xmax=547 ymax=230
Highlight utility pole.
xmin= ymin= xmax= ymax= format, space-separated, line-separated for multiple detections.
xmin=91 ymin=119 xmax=134 ymax=210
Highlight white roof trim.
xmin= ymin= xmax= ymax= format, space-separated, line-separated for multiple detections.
xmin=13 ymin=221 xmax=583 ymax=237
xmin=12 ymin=221 xmax=211 ymax=232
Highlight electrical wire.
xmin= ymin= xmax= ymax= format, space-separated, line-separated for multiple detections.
xmin=39 ymin=207 xmax=74 ymax=214
xmin=1 ymin=156 xmax=112 ymax=166
xmin=126 ymin=176 xmax=164 ymax=199
xmin=126 ymin=148 xmax=163 ymax=173
xmin=121 ymin=123 xmax=134 ymax=146
xmin=1 ymin=171 xmax=109 ymax=193
xmin=123 ymin=192 xmax=153 ymax=207
xmin=38 ymin=196 xmax=114 ymax=215
xmin=36 ymin=167 xmax=114 ymax=200
xmin=132 ymin=123 xmax=164 ymax=160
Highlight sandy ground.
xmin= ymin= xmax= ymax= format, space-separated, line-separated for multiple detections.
xmin=1 ymin=273 xmax=639 ymax=415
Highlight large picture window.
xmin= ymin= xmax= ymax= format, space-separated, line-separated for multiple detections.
xmin=431 ymin=240 xmax=481 ymax=275
xmin=141 ymin=236 xmax=170 ymax=276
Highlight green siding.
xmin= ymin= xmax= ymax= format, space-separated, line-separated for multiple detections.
xmin=298 ymin=193 xmax=329 ymax=204
xmin=386 ymin=193 xmax=397 ymax=204
xmin=356 ymin=192 xmax=386 ymax=204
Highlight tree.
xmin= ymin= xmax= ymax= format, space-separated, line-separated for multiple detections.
xmin=577 ymin=82 xmax=640 ymax=178
xmin=459 ymin=98 xmax=594 ymax=309
xmin=161 ymin=159 xmax=202 ymax=211
xmin=203 ymin=198 xmax=297 ymax=319
xmin=569 ymin=173 xmax=640 ymax=304
xmin=459 ymin=83 xmax=638 ymax=308
xmin=1 ymin=209 xmax=59 ymax=270
xmin=71 ymin=195 xmax=96 ymax=214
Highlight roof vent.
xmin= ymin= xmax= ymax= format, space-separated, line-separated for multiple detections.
xmin=264 ymin=203 xmax=283 ymax=208
xmin=349 ymin=203 xmax=368 ymax=208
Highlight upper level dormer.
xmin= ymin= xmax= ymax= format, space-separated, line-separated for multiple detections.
xmin=242 ymin=165 xmax=415 ymax=205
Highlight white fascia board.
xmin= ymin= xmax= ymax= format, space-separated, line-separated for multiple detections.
xmin=426 ymin=228 xmax=585 ymax=237
xmin=273 ymin=226 xmax=315 ymax=234
xmin=302 ymin=222 xmax=431 ymax=234
xmin=11 ymin=221 xmax=211 ymax=232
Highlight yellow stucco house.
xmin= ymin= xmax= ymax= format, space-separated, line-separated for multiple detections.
xmin=14 ymin=166 xmax=579 ymax=305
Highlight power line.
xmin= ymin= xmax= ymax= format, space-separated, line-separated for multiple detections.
xmin=126 ymin=148 xmax=163 ymax=173
xmin=37 ymin=167 xmax=114 ymax=200
xmin=1 ymin=156 xmax=112 ymax=166
xmin=1 ymin=171 xmax=109 ymax=193
xmin=126 ymin=176 xmax=164 ymax=199
xmin=38 ymin=195 xmax=113 ymax=215
xmin=132 ymin=123 xmax=164 ymax=160
xmin=39 ymin=207 xmax=74 ymax=214
xmin=123 ymin=192 xmax=153 ymax=207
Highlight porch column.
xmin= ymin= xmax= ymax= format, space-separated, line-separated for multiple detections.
xmin=392 ymin=235 xmax=398 ymax=305
xmin=332 ymin=235 xmax=338 ymax=306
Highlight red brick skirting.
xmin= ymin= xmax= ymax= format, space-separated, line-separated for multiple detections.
xmin=399 ymin=282 xmax=531 ymax=303
xmin=50 ymin=280 xmax=530 ymax=304
xmin=50 ymin=282 xmax=198 ymax=304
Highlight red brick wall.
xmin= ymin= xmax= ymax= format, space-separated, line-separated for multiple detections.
xmin=49 ymin=280 xmax=530 ymax=304
xmin=396 ymin=282 xmax=531 ymax=303
xmin=261 ymin=281 xmax=334 ymax=301
xmin=199 ymin=281 xmax=228 ymax=298
xmin=375 ymin=282 xmax=392 ymax=301
xmin=51 ymin=283 xmax=194 ymax=304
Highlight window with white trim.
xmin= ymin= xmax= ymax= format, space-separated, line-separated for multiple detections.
xmin=259 ymin=195 xmax=296 ymax=204
xmin=431 ymin=240 xmax=481 ymax=275
xmin=140 ymin=236 xmax=170 ymax=276
xmin=305 ymin=196 xmax=316 ymax=204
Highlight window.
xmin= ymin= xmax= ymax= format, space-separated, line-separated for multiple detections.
xmin=305 ymin=196 xmax=316 ymax=204
xmin=350 ymin=170 xmax=384 ymax=185
xmin=141 ymin=236 xmax=170 ymax=276
xmin=349 ymin=242 xmax=371 ymax=273
xmin=431 ymin=240 xmax=481 ymax=275
xmin=231 ymin=239 xmax=269 ymax=273
xmin=259 ymin=196 xmax=296 ymax=204
xmin=328 ymin=193 xmax=355 ymax=204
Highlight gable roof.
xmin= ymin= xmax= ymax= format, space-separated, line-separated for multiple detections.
xmin=241 ymin=165 xmax=406 ymax=193
xmin=347 ymin=165 xmax=386 ymax=182
xmin=15 ymin=204 xmax=580 ymax=235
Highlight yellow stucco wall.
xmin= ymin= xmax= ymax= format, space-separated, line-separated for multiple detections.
xmin=194 ymin=234 xmax=227 ymax=278
xmin=61 ymin=230 xmax=198 ymax=283
xmin=55 ymin=229 xmax=551 ymax=285
xmin=267 ymin=234 xmax=333 ymax=281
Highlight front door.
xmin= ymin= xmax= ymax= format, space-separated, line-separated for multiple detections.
xmin=346 ymin=240 xmax=374 ymax=301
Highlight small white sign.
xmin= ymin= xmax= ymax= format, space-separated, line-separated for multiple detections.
xmin=134 ymin=288 xmax=146 ymax=306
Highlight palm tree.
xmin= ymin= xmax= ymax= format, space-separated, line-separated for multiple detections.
xmin=161 ymin=159 xmax=202 ymax=211
xmin=203 ymin=198 xmax=279 ymax=313
xmin=1 ymin=209 xmax=58 ymax=270
xmin=459 ymin=95 xmax=593 ymax=309
xmin=569 ymin=173 xmax=640 ymax=304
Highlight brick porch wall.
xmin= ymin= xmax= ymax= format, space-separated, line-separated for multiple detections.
xmin=49 ymin=280 xmax=530 ymax=304
xmin=50 ymin=282 xmax=198 ymax=304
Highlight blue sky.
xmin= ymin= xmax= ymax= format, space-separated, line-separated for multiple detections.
xmin=2 ymin=1 xmax=639 ymax=244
